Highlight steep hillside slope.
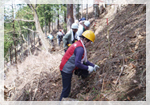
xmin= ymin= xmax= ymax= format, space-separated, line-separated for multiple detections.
xmin=4 ymin=4 xmax=146 ymax=101
xmin=76 ymin=4 xmax=146 ymax=101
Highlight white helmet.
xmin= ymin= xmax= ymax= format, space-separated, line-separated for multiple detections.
xmin=71 ymin=23 xmax=78 ymax=29
xmin=84 ymin=21 xmax=90 ymax=27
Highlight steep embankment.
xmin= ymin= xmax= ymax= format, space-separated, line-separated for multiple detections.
xmin=74 ymin=4 xmax=146 ymax=101
xmin=4 ymin=4 xmax=146 ymax=101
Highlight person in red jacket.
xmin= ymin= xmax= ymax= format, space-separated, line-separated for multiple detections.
xmin=59 ymin=30 xmax=100 ymax=101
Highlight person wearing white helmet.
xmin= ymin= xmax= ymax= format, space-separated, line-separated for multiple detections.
xmin=76 ymin=20 xmax=90 ymax=40
xmin=57 ymin=29 xmax=64 ymax=46
xmin=79 ymin=17 xmax=86 ymax=25
xmin=63 ymin=23 xmax=79 ymax=52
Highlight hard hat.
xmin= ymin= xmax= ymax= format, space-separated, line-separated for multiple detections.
xmin=82 ymin=30 xmax=95 ymax=42
xmin=84 ymin=21 xmax=90 ymax=27
xmin=71 ymin=23 xmax=78 ymax=29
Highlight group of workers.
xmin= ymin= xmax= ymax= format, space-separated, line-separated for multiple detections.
xmin=63 ymin=18 xmax=90 ymax=52
xmin=47 ymin=17 xmax=91 ymax=52
xmin=47 ymin=29 xmax=64 ymax=49
xmin=47 ymin=17 xmax=100 ymax=101
xmin=57 ymin=17 xmax=100 ymax=101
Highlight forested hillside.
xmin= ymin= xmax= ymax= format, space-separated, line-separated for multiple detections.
xmin=4 ymin=4 xmax=146 ymax=101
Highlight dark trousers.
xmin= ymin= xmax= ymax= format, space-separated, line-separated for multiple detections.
xmin=58 ymin=36 xmax=63 ymax=46
xmin=59 ymin=71 xmax=72 ymax=101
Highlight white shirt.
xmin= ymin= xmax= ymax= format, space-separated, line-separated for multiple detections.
xmin=76 ymin=24 xmax=84 ymax=40
xmin=57 ymin=31 xmax=63 ymax=36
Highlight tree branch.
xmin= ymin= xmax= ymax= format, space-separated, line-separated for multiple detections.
xmin=22 ymin=26 xmax=37 ymax=32
xmin=24 ymin=0 xmax=33 ymax=10
xmin=27 ymin=4 xmax=34 ymax=11
xmin=14 ymin=19 xmax=35 ymax=22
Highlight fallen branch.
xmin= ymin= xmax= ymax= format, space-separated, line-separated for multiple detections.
xmin=38 ymin=91 xmax=47 ymax=101
xmin=115 ymin=66 xmax=124 ymax=86
xmin=126 ymin=84 xmax=145 ymax=95
xmin=21 ymin=34 xmax=27 ymax=43
xmin=32 ymin=65 xmax=43 ymax=101
xmin=115 ymin=55 xmax=125 ymax=87
xmin=101 ymin=61 xmax=110 ymax=91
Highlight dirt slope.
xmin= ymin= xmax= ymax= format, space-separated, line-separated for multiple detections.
xmin=4 ymin=4 xmax=146 ymax=101
xmin=82 ymin=4 xmax=146 ymax=101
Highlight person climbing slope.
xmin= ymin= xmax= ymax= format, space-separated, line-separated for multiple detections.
xmin=63 ymin=23 xmax=78 ymax=52
xmin=79 ymin=17 xmax=86 ymax=25
xmin=47 ymin=33 xmax=54 ymax=46
xmin=59 ymin=30 xmax=100 ymax=101
xmin=57 ymin=29 xmax=63 ymax=46
xmin=76 ymin=20 xmax=91 ymax=40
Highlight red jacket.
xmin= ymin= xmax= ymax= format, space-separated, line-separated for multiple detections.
xmin=60 ymin=40 xmax=84 ymax=74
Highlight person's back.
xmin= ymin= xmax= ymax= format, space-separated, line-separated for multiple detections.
xmin=63 ymin=23 xmax=78 ymax=52
xmin=76 ymin=21 xmax=90 ymax=40
xmin=48 ymin=33 xmax=54 ymax=48
xmin=57 ymin=30 xmax=63 ymax=46
xmin=48 ymin=34 xmax=53 ymax=40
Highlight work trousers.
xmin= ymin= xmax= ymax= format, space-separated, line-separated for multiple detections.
xmin=58 ymin=36 xmax=63 ymax=46
xmin=59 ymin=71 xmax=72 ymax=101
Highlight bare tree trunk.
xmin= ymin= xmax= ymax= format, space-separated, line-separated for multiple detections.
xmin=63 ymin=4 xmax=67 ymax=33
xmin=57 ymin=7 xmax=59 ymax=29
xmin=33 ymin=32 xmax=35 ymax=49
xmin=86 ymin=4 xmax=88 ymax=20
xmin=9 ymin=45 xmax=12 ymax=64
xmin=27 ymin=3 xmax=49 ymax=51
xmin=64 ymin=4 xmax=67 ymax=23
xmin=20 ymin=38 xmax=23 ymax=62
xmin=17 ymin=19 xmax=23 ymax=62
xmin=81 ymin=4 xmax=83 ymax=18
xmin=48 ymin=18 xmax=50 ymax=33
xmin=77 ymin=4 xmax=80 ymax=20
xmin=93 ymin=4 xmax=100 ymax=19
xmin=12 ymin=4 xmax=17 ymax=64
xmin=67 ymin=4 xmax=74 ymax=31
xmin=27 ymin=24 xmax=30 ymax=56
xmin=44 ymin=5 xmax=47 ymax=37
xmin=64 ymin=12 xmax=67 ymax=23
xmin=52 ymin=21 xmax=53 ymax=31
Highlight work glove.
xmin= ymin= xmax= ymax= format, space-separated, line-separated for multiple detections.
xmin=67 ymin=44 xmax=72 ymax=47
xmin=94 ymin=65 xmax=100 ymax=72
xmin=88 ymin=66 xmax=94 ymax=74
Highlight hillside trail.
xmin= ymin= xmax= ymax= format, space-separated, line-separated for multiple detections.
xmin=4 ymin=4 xmax=146 ymax=101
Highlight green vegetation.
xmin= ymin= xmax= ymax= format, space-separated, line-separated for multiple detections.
xmin=4 ymin=4 xmax=68 ymax=59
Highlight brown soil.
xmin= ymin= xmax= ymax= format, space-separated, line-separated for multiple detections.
xmin=4 ymin=4 xmax=146 ymax=101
